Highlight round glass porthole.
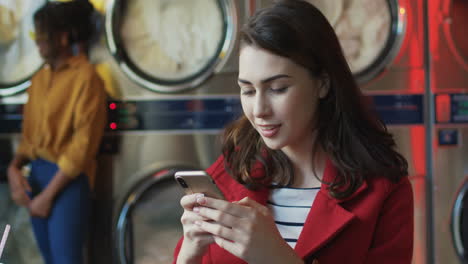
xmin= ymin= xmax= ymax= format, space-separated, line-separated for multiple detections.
xmin=115 ymin=167 xmax=196 ymax=264
xmin=307 ymin=0 xmax=405 ymax=84
xmin=106 ymin=0 xmax=237 ymax=93
xmin=451 ymin=179 xmax=468 ymax=263
xmin=0 ymin=0 xmax=45 ymax=97
xmin=444 ymin=0 xmax=468 ymax=71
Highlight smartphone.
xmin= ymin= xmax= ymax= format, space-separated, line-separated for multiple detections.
xmin=174 ymin=171 xmax=225 ymax=200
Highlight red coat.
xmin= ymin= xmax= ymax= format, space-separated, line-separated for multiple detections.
xmin=174 ymin=155 xmax=414 ymax=264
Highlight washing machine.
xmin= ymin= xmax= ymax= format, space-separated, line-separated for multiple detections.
xmin=0 ymin=0 xmax=44 ymax=141
xmin=0 ymin=1 xmax=46 ymax=263
xmin=0 ymin=0 xmax=43 ymax=98
xmin=308 ymin=0 xmax=425 ymax=91
xmin=85 ymin=1 xmax=274 ymax=263
xmin=429 ymin=0 xmax=468 ymax=263
xmin=96 ymin=0 xmax=251 ymax=97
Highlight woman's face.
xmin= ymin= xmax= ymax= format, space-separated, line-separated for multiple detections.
xmin=238 ymin=45 xmax=327 ymax=152
xmin=34 ymin=28 xmax=53 ymax=61
xmin=33 ymin=26 xmax=65 ymax=63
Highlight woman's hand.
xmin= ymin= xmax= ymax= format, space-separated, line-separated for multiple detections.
xmin=29 ymin=192 xmax=53 ymax=218
xmin=177 ymin=193 xmax=215 ymax=264
xmin=194 ymin=196 xmax=304 ymax=264
xmin=7 ymin=165 xmax=31 ymax=207
xmin=27 ymin=170 xmax=71 ymax=218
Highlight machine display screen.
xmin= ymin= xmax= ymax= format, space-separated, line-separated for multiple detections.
xmin=436 ymin=94 xmax=468 ymax=124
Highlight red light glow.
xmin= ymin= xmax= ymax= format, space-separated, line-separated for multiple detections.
xmin=435 ymin=94 xmax=451 ymax=123
xmin=153 ymin=170 xmax=169 ymax=178
xmin=109 ymin=103 xmax=117 ymax=110
xmin=109 ymin=122 xmax=117 ymax=130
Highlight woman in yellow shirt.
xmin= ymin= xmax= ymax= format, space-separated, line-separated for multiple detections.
xmin=7 ymin=1 xmax=107 ymax=263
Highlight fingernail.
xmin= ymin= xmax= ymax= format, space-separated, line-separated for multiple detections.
xmin=194 ymin=221 xmax=202 ymax=226
xmin=196 ymin=196 xmax=206 ymax=205
xmin=193 ymin=207 xmax=200 ymax=213
xmin=196 ymin=194 xmax=206 ymax=204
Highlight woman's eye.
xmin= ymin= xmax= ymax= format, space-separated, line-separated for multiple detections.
xmin=241 ymin=89 xmax=255 ymax=95
xmin=271 ymin=87 xmax=289 ymax=93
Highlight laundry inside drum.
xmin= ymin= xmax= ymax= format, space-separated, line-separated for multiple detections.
xmin=0 ymin=0 xmax=43 ymax=86
xmin=126 ymin=179 xmax=185 ymax=264
xmin=119 ymin=0 xmax=225 ymax=81
xmin=307 ymin=0 xmax=392 ymax=75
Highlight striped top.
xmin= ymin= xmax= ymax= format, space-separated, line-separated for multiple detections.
xmin=267 ymin=187 xmax=320 ymax=248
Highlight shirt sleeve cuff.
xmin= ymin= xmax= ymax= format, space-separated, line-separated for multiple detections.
xmin=16 ymin=143 xmax=32 ymax=158
xmin=57 ymin=156 xmax=81 ymax=179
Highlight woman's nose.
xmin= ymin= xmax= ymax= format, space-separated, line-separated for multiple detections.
xmin=253 ymin=94 xmax=271 ymax=118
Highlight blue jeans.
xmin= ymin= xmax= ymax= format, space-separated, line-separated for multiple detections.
xmin=28 ymin=159 xmax=90 ymax=264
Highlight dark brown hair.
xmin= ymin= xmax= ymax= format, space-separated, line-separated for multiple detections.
xmin=34 ymin=0 xmax=96 ymax=50
xmin=222 ymin=0 xmax=408 ymax=199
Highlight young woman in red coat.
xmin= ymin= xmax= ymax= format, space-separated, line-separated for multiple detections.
xmin=174 ymin=0 xmax=413 ymax=263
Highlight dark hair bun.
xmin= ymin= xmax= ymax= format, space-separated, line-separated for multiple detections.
xmin=67 ymin=0 xmax=96 ymax=43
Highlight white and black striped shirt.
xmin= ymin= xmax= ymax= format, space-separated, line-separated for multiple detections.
xmin=267 ymin=187 xmax=320 ymax=248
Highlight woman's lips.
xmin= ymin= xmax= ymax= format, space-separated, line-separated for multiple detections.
xmin=257 ymin=124 xmax=281 ymax=138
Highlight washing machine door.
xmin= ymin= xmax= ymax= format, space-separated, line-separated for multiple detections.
xmin=452 ymin=179 xmax=468 ymax=263
xmin=115 ymin=167 xmax=196 ymax=264
xmin=0 ymin=0 xmax=44 ymax=97
xmin=443 ymin=0 xmax=468 ymax=71
xmin=307 ymin=0 xmax=405 ymax=84
xmin=106 ymin=0 xmax=238 ymax=93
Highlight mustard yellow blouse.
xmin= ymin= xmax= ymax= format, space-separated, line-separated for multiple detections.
xmin=17 ymin=55 xmax=107 ymax=189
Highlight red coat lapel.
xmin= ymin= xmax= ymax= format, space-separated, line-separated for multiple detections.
xmin=294 ymin=190 xmax=356 ymax=258
xmin=295 ymin=159 xmax=368 ymax=258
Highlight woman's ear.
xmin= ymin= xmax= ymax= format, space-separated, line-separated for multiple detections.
xmin=59 ymin=32 xmax=69 ymax=47
xmin=319 ymin=74 xmax=330 ymax=99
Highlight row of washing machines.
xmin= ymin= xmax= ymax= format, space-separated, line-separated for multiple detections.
xmin=0 ymin=0 xmax=467 ymax=263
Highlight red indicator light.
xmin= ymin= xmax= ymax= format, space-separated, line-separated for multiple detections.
xmin=110 ymin=122 xmax=117 ymax=130
xmin=109 ymin=103 xmax=117 ymax=110
xmin=436 ymin=95 xmax=451 ymax=123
